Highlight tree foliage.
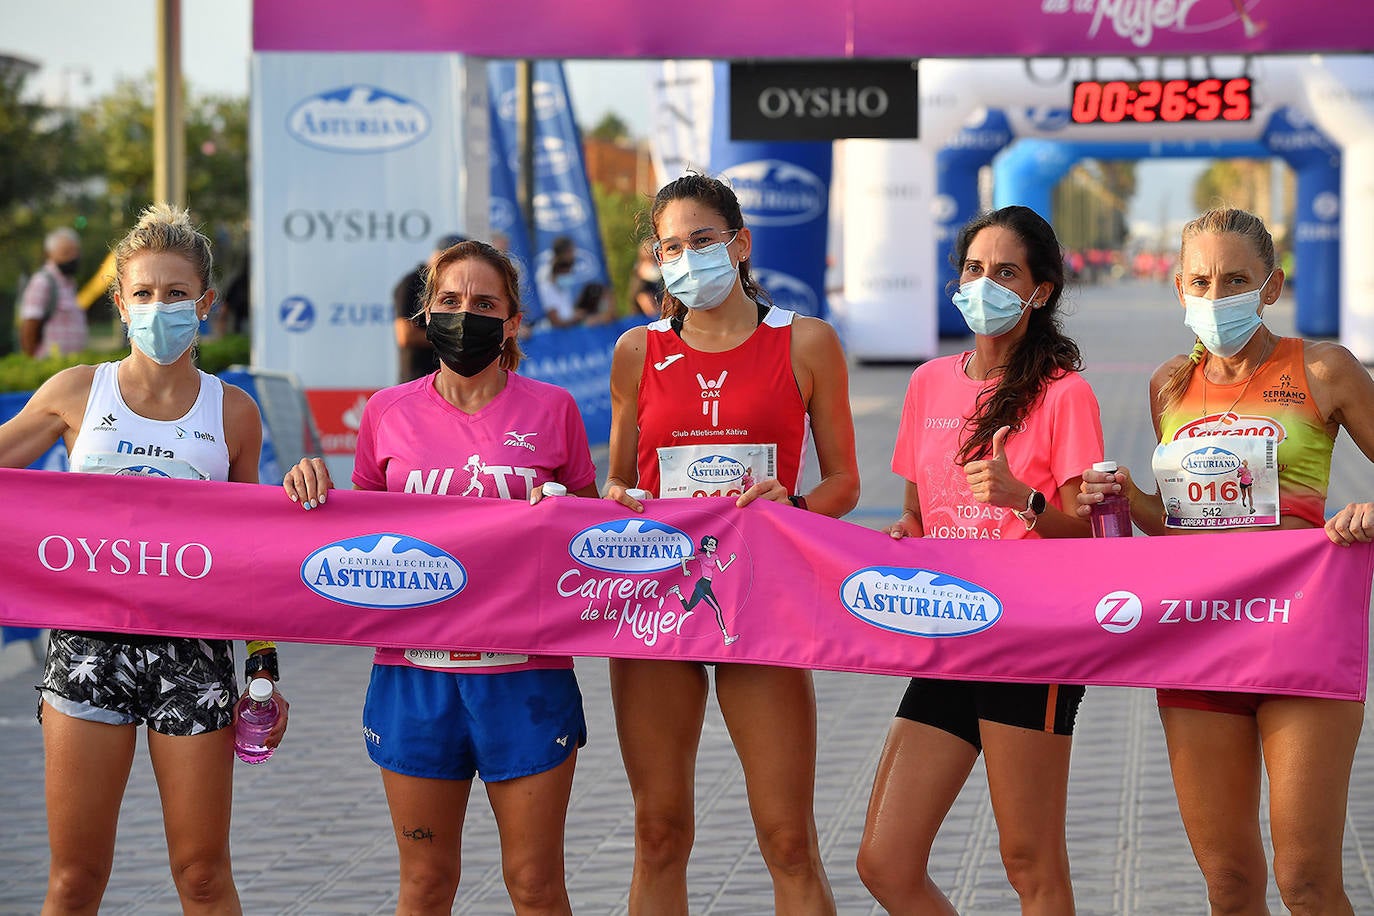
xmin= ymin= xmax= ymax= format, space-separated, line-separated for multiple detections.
xmin=593 ymin=182 xmax=649 ymax=317
xmin=0 ymin=61 xmax=81 ymax=350
xmin=588 ymin=112 xmax=631 ymax=143
xmin=0 ymin=72 xmax=250 ymax=355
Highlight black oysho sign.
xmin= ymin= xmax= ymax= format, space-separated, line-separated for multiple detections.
xmin=729 ymin=60 xmax=918 ymax=141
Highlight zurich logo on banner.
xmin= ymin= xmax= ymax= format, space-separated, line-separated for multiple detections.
xmin=286 ymin=85 xmax=431 ymax=154
xmin=752 ymin=268 xmax=819 ymax=316
xmin=570 ymin=519 xmax=694 ymax=574
xmin=278 ymin=296 xmax=315 ymax=333
xmin=301 ymin=533 xmax=467 ymax=609
xmin=720 ymin=160 xmax=826 ymax=226
xmin=840 ymin=566 xmax=1003 ymax=637
xmin=535 ymin=191 xmax=589 ymax=232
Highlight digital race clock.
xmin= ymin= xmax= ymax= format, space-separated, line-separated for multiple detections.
xmin=1070 ymin=77 xmax=1252 ymax=124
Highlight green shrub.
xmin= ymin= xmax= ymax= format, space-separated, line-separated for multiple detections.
xmin=196 ymin=334 xmax=251 ymax=375
xmin=0 ymin=334 xmax=250 ymax=393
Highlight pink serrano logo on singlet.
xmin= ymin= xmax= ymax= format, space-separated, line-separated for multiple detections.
xmin=1174 ymin=413 xmax=1286 ymax=443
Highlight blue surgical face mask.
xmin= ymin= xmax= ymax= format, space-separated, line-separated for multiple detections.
xmin=952 ymin=276 xmax=1034 ymax=337
xmin=126 ymin=296 xmax=204 ymax=365
xmin=1183 ymin=272 xmax=1272 ymax=358
xmin=660 ymin=243 xmax=739 ymax=312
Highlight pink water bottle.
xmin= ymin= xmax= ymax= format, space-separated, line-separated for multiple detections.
xmin=234 ymin=678 xmax=280 ymax=764
xmin=1089 ymin=460 xmax=1134 ymax=538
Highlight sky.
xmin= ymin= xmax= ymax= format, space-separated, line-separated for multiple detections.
xmin=1 ymin=1 xmax=652 ymax=131
xmin=2 ymin=0 xmax=1206 ymax=229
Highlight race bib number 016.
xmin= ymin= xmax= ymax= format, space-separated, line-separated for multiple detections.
xmin=1155 ymin=435 xmax=1279 ymax=529
xmin=657 ymin=443 xmax=776 ymax=499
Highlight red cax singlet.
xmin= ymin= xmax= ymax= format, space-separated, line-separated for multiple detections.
xmin=636 ymin=306 xmax=808 ymax=497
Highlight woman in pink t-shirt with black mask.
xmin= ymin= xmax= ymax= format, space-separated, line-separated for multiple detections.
xmin=283 ymin=240 xmax=598 ymax=916
xmin=857 ymin=206 xmax=1104 ymax=914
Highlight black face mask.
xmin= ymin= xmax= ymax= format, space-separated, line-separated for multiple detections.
xmin=425 ymin=311 xmax=507 ymax=377
xmin=56 ymin=258 xmax=80 ymax=277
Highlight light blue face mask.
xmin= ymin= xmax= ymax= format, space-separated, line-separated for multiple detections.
xmin=126 ymin=296 xmax=204 ymax=365
xmin=952 ymin=276 xmax=1033 ymax=337
xmin=660 ymin=242 xmax=739 ymax=312
xmin=1183 ymin=272 xmax=1273 ymax=358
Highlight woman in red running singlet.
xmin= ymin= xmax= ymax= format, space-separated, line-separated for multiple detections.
xmin=604 ymin=173 xmax=858 ymax=915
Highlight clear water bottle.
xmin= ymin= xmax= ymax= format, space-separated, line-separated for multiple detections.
xmin=1089 ymin=460 xmax=1134 ymax=538
xmin=235 ymin=678 xmax=280 ymax=764
xmin=541 ymin=481 xmax=567 ymax=498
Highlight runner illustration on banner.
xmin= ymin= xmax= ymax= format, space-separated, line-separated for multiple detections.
xmin=666 ymin=534 xmax=739 ymax=646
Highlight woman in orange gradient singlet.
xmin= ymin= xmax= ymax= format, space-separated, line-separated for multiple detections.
xmin=1078 ymin=208 xmax=1374 ymax=914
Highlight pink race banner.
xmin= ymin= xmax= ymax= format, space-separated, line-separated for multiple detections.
xmin=1 ymin=468 xmax=1370 ymax=700
xmin=253 ymin=0 xmax=1370 ymax=58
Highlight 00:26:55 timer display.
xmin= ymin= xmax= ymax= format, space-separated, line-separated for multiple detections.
xmin=1070 ymin=78 xmax=1252 ymax=124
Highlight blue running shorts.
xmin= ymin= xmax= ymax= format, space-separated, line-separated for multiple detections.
xmin=362 ymin=665 xmax=586 ymax=782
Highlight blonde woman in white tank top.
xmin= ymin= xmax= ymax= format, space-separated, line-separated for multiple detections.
xmin=0 ymin=205 xmax=283 ymax=915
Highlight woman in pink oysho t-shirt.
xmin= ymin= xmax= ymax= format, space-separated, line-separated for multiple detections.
xmin=283 ymin=240 xmax=598 ymax=915
xmin=857 ymin=207 xmax=1104 ymax=913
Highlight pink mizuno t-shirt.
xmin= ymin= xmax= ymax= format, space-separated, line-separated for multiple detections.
xmin=892 ymin=352 xmax=1104 ymax=540
xmin=353 ymin=371 xmax=597 ymax=672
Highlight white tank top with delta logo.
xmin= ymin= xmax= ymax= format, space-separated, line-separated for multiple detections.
xmin=68 ymin=360 xmax=230 ymax=481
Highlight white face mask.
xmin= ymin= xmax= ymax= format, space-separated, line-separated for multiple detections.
xmin=1183 ymin=272 xmax=1272 ymax=358
xmin=126 ymin=295 xmax=205 ymax=365
xmin=660 ymin=242 xmax=738 ymax=312
xmin=952 ymin=277 xmax=1034 ymax=337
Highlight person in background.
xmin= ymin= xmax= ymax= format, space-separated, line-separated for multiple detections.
xmin=535 ymin=235 xmax=584 ymax=328
xmin=630 ymin=240 xmax=665 ymax=319
xmin=573 ymin=281 xmax=616 ymax=326
xmin=19 ymin=227 xmax=87 ymax=357
xmin=218 ymin=251 xmax=250 ymax=338
xmin=604 ymin=172 xmax=858 ymax=914
xmin=0 ymin=203 xmax=285 ymax=914
xmin=285 ymin=239 xmax=597 ymax=916
xmin=858 ymin=205 xmax=1103 ymax=915
xmin=394 ymin=233 xmax=468 ymax=382
xmin=1078 ymin=207 xmax=1374 ymax=915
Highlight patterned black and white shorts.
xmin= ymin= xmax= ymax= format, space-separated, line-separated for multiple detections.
xmin=38 ymin=629 xmax=238 ymax=736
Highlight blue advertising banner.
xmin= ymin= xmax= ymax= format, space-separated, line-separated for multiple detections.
xmin=520 ymin=316 xmax=642 ymax=446
xmin=936 ymin=110 xmax=1011 ymax=337
xmin=488 ymin=61 xmax=609 ymax=325
xmin=1262 ymin=108 xmax=1341 ymax=338
xmin=486 ymin=96 xmax=547 ymax=324
xmin=708 ymin=62 xmax=832 ymax=319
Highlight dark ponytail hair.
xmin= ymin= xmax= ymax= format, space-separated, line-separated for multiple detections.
xmin=648 ymin=173 xmax=772 ymax=322
xmin=951 ymin=206 xmax=1082 ymax=464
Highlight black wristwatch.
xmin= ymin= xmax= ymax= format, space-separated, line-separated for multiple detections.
xmin=1013 ymin=489 xmax=1047 ymax=530
xmin=245 ymin=651 xmax=280 ymax=682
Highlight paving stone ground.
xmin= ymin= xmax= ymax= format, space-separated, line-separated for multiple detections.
xmin=1 ymin=278 xmax=1372 ymax=914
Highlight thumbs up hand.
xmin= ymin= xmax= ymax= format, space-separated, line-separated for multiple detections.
xmin=963 ymin=425 xmax=1024 ymax=507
